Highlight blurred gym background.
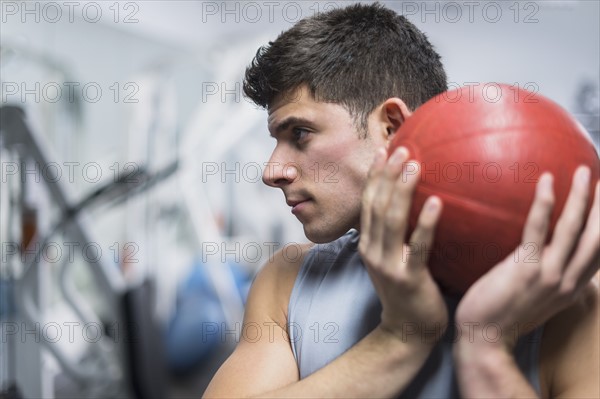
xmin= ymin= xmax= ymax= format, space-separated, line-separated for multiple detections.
xmin=1 ymin=1 xmax=598 ymax=398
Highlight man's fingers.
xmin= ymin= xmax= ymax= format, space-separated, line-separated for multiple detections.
xmin=563 ymin=180 xmax=600 ymax=290
xmin=382 ymin=159 xmax=420 ymax=259
xmin=360 ymin=147 xmax=387 ymax=250
xmin=406 ymin=196 xmax=443 ymax=269
xmin=521 ymin=173 xmax=554 ymax=250
xmin=547 ymin=166 xmax=591 ymax=270
xmin=368 ymin=147 xmax=409 ymax=259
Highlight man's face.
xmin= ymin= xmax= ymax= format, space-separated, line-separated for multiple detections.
xmin=264 ymin=86 xmax=388 ymax=243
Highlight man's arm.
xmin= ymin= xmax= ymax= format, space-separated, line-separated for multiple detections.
xmin=202 ymin=245 xmax=437 ymax=398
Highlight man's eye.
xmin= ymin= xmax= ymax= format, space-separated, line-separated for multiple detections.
xmin=292 ymin=128 xmax=311 ymax=142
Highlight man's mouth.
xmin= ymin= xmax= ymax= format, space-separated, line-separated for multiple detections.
xmin=286 ymin=198 xmax=311 ymax=215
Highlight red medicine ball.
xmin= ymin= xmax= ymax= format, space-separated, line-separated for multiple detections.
xmin=390 ymin=83 xmax=599 ymax=296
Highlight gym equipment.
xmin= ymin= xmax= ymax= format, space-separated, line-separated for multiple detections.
xmin=390 ymin=84 xmax=600 ymax=295
xmin=0 ymin=106 xmax=170 ymax=398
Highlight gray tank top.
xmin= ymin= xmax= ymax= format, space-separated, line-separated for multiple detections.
xmin=288 ymin=229 xmax=543 ymax=398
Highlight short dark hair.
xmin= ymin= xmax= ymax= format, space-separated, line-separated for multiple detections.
xmin=243 ymin=3 xmax=448 ymax=134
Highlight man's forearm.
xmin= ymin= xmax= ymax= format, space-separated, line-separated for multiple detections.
xmin=255 ymin=326 xmax=434 ymax=399
xmin=453 ymin=340 xmax=538 ymax=398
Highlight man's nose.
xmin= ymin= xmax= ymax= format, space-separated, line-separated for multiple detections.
xmin=262 ymin=150 xmax=300 ymax=188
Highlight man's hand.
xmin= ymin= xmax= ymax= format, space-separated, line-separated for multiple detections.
xmin=456 ymin=166 xmax=599 ymax=347
xmin=454 ymin=166 xmax=600 ymax=397
xmin=359 ymin=146 xmax=448 ymax=345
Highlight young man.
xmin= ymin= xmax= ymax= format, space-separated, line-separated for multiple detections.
xmin=204 ymin=4 xmax=599 ymax=398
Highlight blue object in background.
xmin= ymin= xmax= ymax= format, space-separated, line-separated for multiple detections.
xmin=164 ymin=260 xmax=251 ymax=374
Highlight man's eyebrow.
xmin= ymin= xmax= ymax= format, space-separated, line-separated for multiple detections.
xmin=270 ymin=116 xmax=313 ymax=137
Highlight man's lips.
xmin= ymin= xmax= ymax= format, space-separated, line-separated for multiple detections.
xmin=286 ymin=199 xmax=308 ymax=207
xmin=286 ymin=198 xmax=311 ymax=214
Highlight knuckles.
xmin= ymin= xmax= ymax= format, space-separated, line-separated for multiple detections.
xmin=537 ymin=189 xmax=555 ymax=208
xmin=538 ymin=269 xmax=563 ymax=293
xmin=559 ymin=212 xmax=586 ymax=237
xmin=529 ymin=215 xmax=550 ymax=235
xmin=557 ymin=278 xmax=579 ymax=303
xmin=384 ymin=209 xmax=408 ymax=231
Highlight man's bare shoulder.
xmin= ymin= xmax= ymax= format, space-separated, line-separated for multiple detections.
xmin=249 ymin=242 xmax=315 ymax=326
xmin=255 ymin=242 xmax=315 ymax=289
xmin=540 ymin=281 xmax=600 ymax=398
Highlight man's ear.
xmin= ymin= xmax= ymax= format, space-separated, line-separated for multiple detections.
xmin=381 ymin=98 xmax=413 ymax=140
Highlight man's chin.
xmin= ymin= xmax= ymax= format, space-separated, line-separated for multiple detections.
xmin=303 ymin=225 xmax=346 ymax=244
